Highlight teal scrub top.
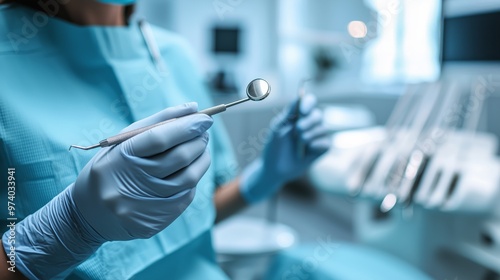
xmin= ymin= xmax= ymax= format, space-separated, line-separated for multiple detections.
xmin=0 ymin=4 xmax=237 ymax=279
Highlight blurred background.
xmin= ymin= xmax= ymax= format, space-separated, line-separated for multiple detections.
xmin=134 ymin=1 xmax=500 ymax=279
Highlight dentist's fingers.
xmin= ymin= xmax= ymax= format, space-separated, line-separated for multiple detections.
xmin=297 ymin=108 xmax=322 ymax=132
xmin=141 ymin=133 xmax=209 ymax=179
xmin=123 ymin=102 xmax=199 ymax=132
xmin=122 ymin=114 xmax=213 ymax=158
xmin=159 ymin=148 xmax=212 ymax=196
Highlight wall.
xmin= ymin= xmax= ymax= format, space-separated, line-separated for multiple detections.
xmin=137 ymin=0 xmax=279 ymax=94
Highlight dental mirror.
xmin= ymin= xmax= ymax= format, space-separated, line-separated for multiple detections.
xmin=210 ymin=78 xmax=271 ymax=111
xmin=70 ymin=78 xmax=271 ymax=150
xmin=247 ymin=78 xmax=271 ymax=101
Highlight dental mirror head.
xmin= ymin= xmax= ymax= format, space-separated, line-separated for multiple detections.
xmin=246 ymin=78 xmax=271 ymax=101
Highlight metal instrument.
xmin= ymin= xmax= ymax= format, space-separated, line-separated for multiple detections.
xmin=70 ymin=78 xmax=271 ymax=151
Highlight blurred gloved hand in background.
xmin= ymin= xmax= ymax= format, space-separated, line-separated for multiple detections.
xmin=240 ymin=94 xmax=331 ymax=203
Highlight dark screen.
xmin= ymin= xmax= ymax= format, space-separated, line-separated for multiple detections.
xmin=442 ymin=11 xmax=500 ymax=61
xmin=212 ymin=27 xmax=240 ymax=54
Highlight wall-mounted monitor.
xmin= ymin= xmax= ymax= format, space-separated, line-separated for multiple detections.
xmin=442 ymin=10 xmax=500 ymax=62
xmin=212 ymin=27 xmax=240 ymax=55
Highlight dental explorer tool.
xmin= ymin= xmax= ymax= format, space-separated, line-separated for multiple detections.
xmin=295 ymin=79 xmax=312 ymax=159
xmin=69 ymin=78 xmax=271 ymax=151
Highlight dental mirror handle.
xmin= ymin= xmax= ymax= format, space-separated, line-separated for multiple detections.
xmin=70 ymin=104 xmax=230 ymax=151
xmin=69 ymin=76 xmax=269 ymax=151
xmin=106 ymin=104 xmax=231 ymax=147
xmin=198 ymin=104 xmax=227 ymax=115
xmin=105 ymin=104 xmax=228 ymax=146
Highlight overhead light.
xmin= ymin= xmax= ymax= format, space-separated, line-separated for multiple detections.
xmin=348 ymin=21 xmax=368 ymax=38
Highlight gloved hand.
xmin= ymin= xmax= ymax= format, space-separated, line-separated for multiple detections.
xmin=2 ymin=103 xmax=212 ymax=279
xmin=240 ymin=94 xmax=331 ymax=203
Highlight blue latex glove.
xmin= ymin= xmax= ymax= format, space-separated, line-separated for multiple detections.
xmin=240 ymin=94 xmax=331 ymax=203
xmin=2 ymin=103 xmax=213 ymax=279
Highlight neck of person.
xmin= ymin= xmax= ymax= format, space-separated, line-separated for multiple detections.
xmin=3 ymin=0 xmax=129 ymax=26
xmin=62 ymin=0 xmax=127 ymax=26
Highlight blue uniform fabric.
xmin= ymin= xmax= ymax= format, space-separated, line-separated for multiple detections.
xmin=0 ymin=4 xmax=235 ymax=279
xmin=265 ymin=243 xmax=432 ymax=280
